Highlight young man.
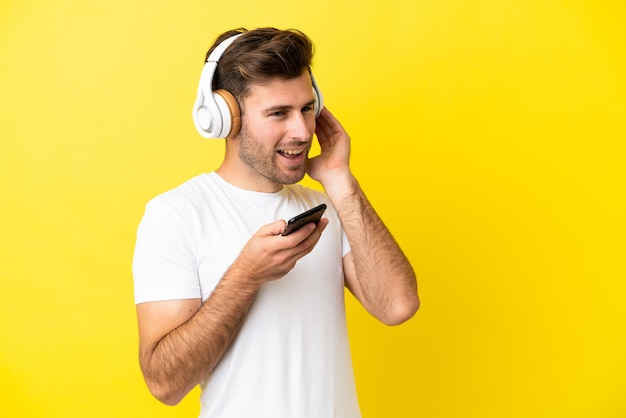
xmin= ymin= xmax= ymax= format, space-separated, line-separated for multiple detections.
xmin=133 ymin=27 xmax=419 ymax=417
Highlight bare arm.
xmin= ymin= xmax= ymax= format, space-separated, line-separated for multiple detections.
xmin=333 ymin=179 xmax=419 ymax=325
xmin=136 ymin=218 xmax=328 ymax=405
xmin=308 ymin=108 xmax=419 ymax=325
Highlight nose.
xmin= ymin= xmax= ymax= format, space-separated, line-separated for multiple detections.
xmin=288 ymin=112 xmax=314 ymax=140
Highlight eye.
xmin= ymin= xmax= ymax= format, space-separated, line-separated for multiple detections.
xmin=270 ymin=110 xmax=286 ymax=117
xmin=302 ymin=105 xmax=314 ymax=113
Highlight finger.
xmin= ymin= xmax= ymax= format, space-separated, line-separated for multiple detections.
xmin=280 ymin=221 xmax=317 ymax=242
xmin=280 ymin=217 xmax=328 ymax=249
xmin=315 ymin=121 xmax=334 ymax=149
xmin=317 ymin=108 xmax=343 ymax=134
xmin=295 ymin=218 xmax=329 ymax=247
xmin=316 ymin=112 xmax=348 ymax=149
xmin=315 ymin=109 xmax=334 ymax=136
xmin=291 ymin=219 xmax=329 ymax=258
xmin=314 ymin=119 xmax=329 ymax=143
xmin=257 ymin=219 xmax=289 ymax=238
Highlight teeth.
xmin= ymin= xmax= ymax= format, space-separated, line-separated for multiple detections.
xmin=281 ymin=149 xmax=302 ymax=155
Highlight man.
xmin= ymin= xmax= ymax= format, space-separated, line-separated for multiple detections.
xmin=133 ymin=27 xmax=419 ymax=417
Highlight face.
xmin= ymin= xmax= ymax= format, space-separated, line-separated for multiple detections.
xmin=233 ymin=71 xmax=317 ymax=191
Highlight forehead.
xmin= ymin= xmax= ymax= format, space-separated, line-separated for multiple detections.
xmin=243 ymin=71 xmax=314 ymax=110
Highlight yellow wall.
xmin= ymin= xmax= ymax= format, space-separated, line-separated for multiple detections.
xmin=1 ymin=1 xmax=624 ymax=417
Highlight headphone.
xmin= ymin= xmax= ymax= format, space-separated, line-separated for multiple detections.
xmin=192 ymin=33 xmax=324 ymax=139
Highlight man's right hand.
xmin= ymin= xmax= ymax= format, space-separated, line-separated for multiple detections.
xmin=229 ymin=217 xmax=329 ymax=286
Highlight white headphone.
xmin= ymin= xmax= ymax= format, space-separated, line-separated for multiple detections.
xmin=192 ymin=33 xmax=324 ymax=139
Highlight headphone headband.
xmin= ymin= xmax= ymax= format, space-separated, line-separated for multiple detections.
xmin=198 ymin=34 xmax=243 ymax=103
xmin=207 ymin=33 xmax=243 ymax=64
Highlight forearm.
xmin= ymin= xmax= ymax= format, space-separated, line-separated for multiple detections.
xmin=326 ymin=173 xmax=419 ymax=324
xmin=310 ymin=108 xmax=418 ymax=323
xmin=140 ymin=267 xmax=259 ymax=405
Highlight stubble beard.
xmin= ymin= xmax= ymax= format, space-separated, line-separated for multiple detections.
xmin=238 ymin=124 xmax=307 ymax=186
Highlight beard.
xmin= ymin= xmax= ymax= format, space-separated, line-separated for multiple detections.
xmin=237 ymin=123 xmax=309 ymax=186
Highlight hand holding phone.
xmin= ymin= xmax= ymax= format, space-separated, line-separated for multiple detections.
xmin=282 ymin=204 xmax=327 ymax=236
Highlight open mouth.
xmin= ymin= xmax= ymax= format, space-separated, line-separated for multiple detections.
xmin=277 ymin=148 xmax=305 ymax=160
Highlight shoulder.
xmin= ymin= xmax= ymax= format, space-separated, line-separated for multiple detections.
xmin=139 ymin=174 xmax=216 ymax=231
xmin=149 ymin=174 xmax=210 ymax=203
xmin=146 ymin=174 xmax=214 ymax=212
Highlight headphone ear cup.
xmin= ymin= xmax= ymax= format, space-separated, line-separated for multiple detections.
xmin=195 ymin=101 xmax=216 ymax=136
xmin=313 ymin=87 xmax=322 ymax=118
xmin=310 ymin=72 xmax=324 ymax=118
xmin=192 ymin=34 xmax=243 ymax=139
xmin=214 ymin=89 xmax=241 ymax=138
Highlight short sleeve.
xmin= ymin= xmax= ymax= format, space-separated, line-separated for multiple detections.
xmin=341 ymin=229 xmax=351 ymax=258
xmin=132 ymin=198 xmax=202 ymax=304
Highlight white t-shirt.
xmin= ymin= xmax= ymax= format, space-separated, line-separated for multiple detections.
xmin=133 ymin=172 xmax=361 ymax=418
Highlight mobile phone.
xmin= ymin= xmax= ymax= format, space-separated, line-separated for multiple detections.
xmin=282 ymin=204 xmax=327 ymax=236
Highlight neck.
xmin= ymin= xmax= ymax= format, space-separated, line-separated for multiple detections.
xmin=215 ymin=162 xmax=284 ymax=193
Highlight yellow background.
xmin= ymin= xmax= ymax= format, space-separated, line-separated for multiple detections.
xmin=1 ymin=0 xmax=625 ymax=417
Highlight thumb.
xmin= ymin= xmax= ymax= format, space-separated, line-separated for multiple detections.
xmin=259 ymin=219 xmax=288 ymax=237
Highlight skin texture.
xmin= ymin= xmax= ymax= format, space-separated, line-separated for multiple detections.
xmin=136 ymin=70 xmax=419 ymax=405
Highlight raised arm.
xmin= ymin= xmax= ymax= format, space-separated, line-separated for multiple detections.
xmin=308 ymin=108 xmax=419 ymax=325
xmin=136 ymin=218 xmax=328 ymax=405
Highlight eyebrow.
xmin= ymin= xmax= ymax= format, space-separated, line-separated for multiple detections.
xmin=263 ymin=99 xmax=316 ymax=113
